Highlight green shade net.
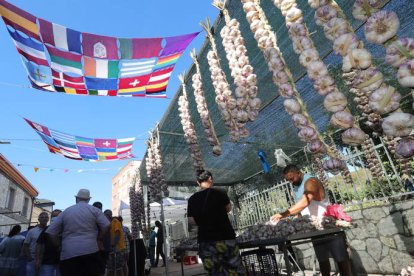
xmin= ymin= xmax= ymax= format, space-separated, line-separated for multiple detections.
xmin=139 ymin=0 xmax=414 ymax=190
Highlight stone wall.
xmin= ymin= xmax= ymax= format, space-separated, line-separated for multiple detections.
xmin=291 ymin=200 xmax=414 ymax=275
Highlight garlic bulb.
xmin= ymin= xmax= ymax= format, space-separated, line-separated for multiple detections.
xmin=308 ymin=0 xmax=332 ymax=9
xmin=284 ymin=98 xmax=302 ymax=115
xmin=322 ymin=158 xmax=347 ymax=175
xmin=342 ymin=49 xmax=372 ymax=72
xmin=292 ymin=113 xmax=308 ymax=128
xmin=395 ymin=137 xmax=414 ymax=159
xmin=352 ymin=68 xmax=383 ymax=93
xmin=298 ymin=126 xmax=318 ymax=142
xmin=333 ymin=33 xmax=360 ymax=56
xmin=307 ymin=139 xmax=326 ymax=155
xmin=315 ymin=4 xmax=339 ymax=26
xmin=330 ymin=111 xmax=354 ymax=129
xmin=352 ymin=0 xmax=382 ymax=21
xmin=368 ymin=86 xmax=401 ymax=114
xmin=364 ymin=10 xmax=400 ymax=44
xmin=385 ymin=38 xmax=414 ymax=68
xmin=342 ymin=127 xmax=367 ymax=146
xmin=323 ymin=92 xmax=347 ymax=112
xmin=323 ymin=18 xmax=352 ymax=41
xmin=382 ymin=112 xmax=414 ymax=137
xmin=397 ymin=60 xmax=414 ymax=87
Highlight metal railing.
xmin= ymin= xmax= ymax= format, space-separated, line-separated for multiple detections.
xmin=236 ymin=138 xmax=414 ymax=229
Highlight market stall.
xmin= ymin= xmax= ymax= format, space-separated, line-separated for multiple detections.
xmin=133 ymin=0 xmax=414 ymax=274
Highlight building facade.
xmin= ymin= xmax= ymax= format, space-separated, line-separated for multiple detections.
xmin=112 ymin=160 xmax=141 ymax=228
xmin=0 ymin=154 xmax=38 ymax=236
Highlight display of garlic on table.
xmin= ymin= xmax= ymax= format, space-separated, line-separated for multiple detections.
xmin=178 ymin=75 xmax=205 ymax=171
xmin=236 ymin=215 xmax=345 ymax=243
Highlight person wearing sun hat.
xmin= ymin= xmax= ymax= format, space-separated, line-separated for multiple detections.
xmin=46 ymin=188 xmax=110 ymax=276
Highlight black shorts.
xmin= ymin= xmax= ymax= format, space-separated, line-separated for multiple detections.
xmin=60 ymin=251 xmax=103 ymax=276
xmin=312 ymin=235 xmax=348 ymax=263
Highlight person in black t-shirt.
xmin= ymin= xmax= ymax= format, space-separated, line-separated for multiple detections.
xmin=187 ymin=170 xmax=245 ymax=275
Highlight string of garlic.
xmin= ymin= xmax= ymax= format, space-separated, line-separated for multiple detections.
xmin=190 ymin=49 xmax=222 ymax=156
xmin=213 ymin=0 xmax=261 ymax=124
xmin=242 ymin=0 xmax=353 ymax=179
xmin=242 ymin=0 xmax=324 ymax=149
xmin=202 ymin=19 xmax=248 ymax=142
xmin=272 ymin=0 xmax=366 ymax=180
xmin=353 ymin=1 xmax=414 ymax=161
xmin=273 ymin=0 xmax=370 ymax=144
xmin=129 ymin=185 xmax=140 ymax=239
xmin=308 ymin=0 xmax=392 ymax=135
xmin=178 ymin=75 xmax=205 ymax=172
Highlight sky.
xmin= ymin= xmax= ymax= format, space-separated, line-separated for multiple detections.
xmin=0 ymin=0 xmax=219 ymax=210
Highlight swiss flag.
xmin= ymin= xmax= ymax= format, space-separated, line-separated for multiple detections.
xmin=118 ymin=74 xmax=151 ymax=89
xmin=94 ymin=139 xmax=117 ymax=148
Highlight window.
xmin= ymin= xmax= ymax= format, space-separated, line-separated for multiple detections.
xmin=6 ymin=188 xmax=16 ymax=210
xmin=22 ymin=197 xmax=29 ymax=217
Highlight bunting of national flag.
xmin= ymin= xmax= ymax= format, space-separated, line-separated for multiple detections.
xmin=0 ymin=0 xmax=199 ymax=97
xmin=24 ymin=118 xmax=135 ymax=161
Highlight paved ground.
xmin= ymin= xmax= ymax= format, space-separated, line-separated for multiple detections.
xmin=148 ymin=260 xmax=396 ymax=276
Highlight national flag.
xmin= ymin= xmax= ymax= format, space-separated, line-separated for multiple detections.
xmin=52 ymin=69 xmax=85 ymax=89
xmin=118 ymin=74 xmax=151 ymax=91
xmin=84 ymin=56 xmax=119 ymax=78
xmin=49 ymin=129 xmax=82 ymax=159
xmin=153 ymin=52 xmax=181 ymax=70
xmin=24 ymin=118 xmax=51 ymax=136
xmin=85 ymin=77 xmax=118 ymax=90
xmin=46 ymin=45 xmax=83 ymax=75
xmin=77 ymin=145 xmax=98 ymax=160
xmin=0 ymin=0 xmax=40 ymax=40
xmin=54 ymin=86 xmax=88 ymax=95
xmin=160 ymin=32 xmax=199 ymax=56
xmin=75 ymin=136 xmax=94 ymax=147
xmin=117 ymin=74 xmax=149 ymax=97
xmin=87 ymin=90 xmax=117 ymax=96
xmin=119 ymin=37 xmax=162 ymax=59
xmin=145 ymin=91 xmax=167 ymax=98
xmin=82 ymin=32 xmax=118 ymax=59
xmin=22 ymin=59 xmax=53 ymax=85
xmin=29 ymin=77 xmax=56 ymax=92
xmin=95 ymin=139 xmax=117 ymax=148
xmin=38 ymin=18 xmax=81 ymax=53
xmin=146 ymin=66 xmax=173 ymax=93
xmin=8 ymin=28 xmax=49 ymax=66
xmin=119 ymin=58 xmax=157 ymax=78
xmin=117 ymin=137 xmax=134 ymax=154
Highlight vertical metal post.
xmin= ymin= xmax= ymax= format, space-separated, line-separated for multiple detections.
xmin=160 ymin=200 xmax=169 ymax=276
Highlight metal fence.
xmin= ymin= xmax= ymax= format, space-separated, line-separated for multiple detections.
xmin=236 ymin=138 xmax=414 ymax=229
